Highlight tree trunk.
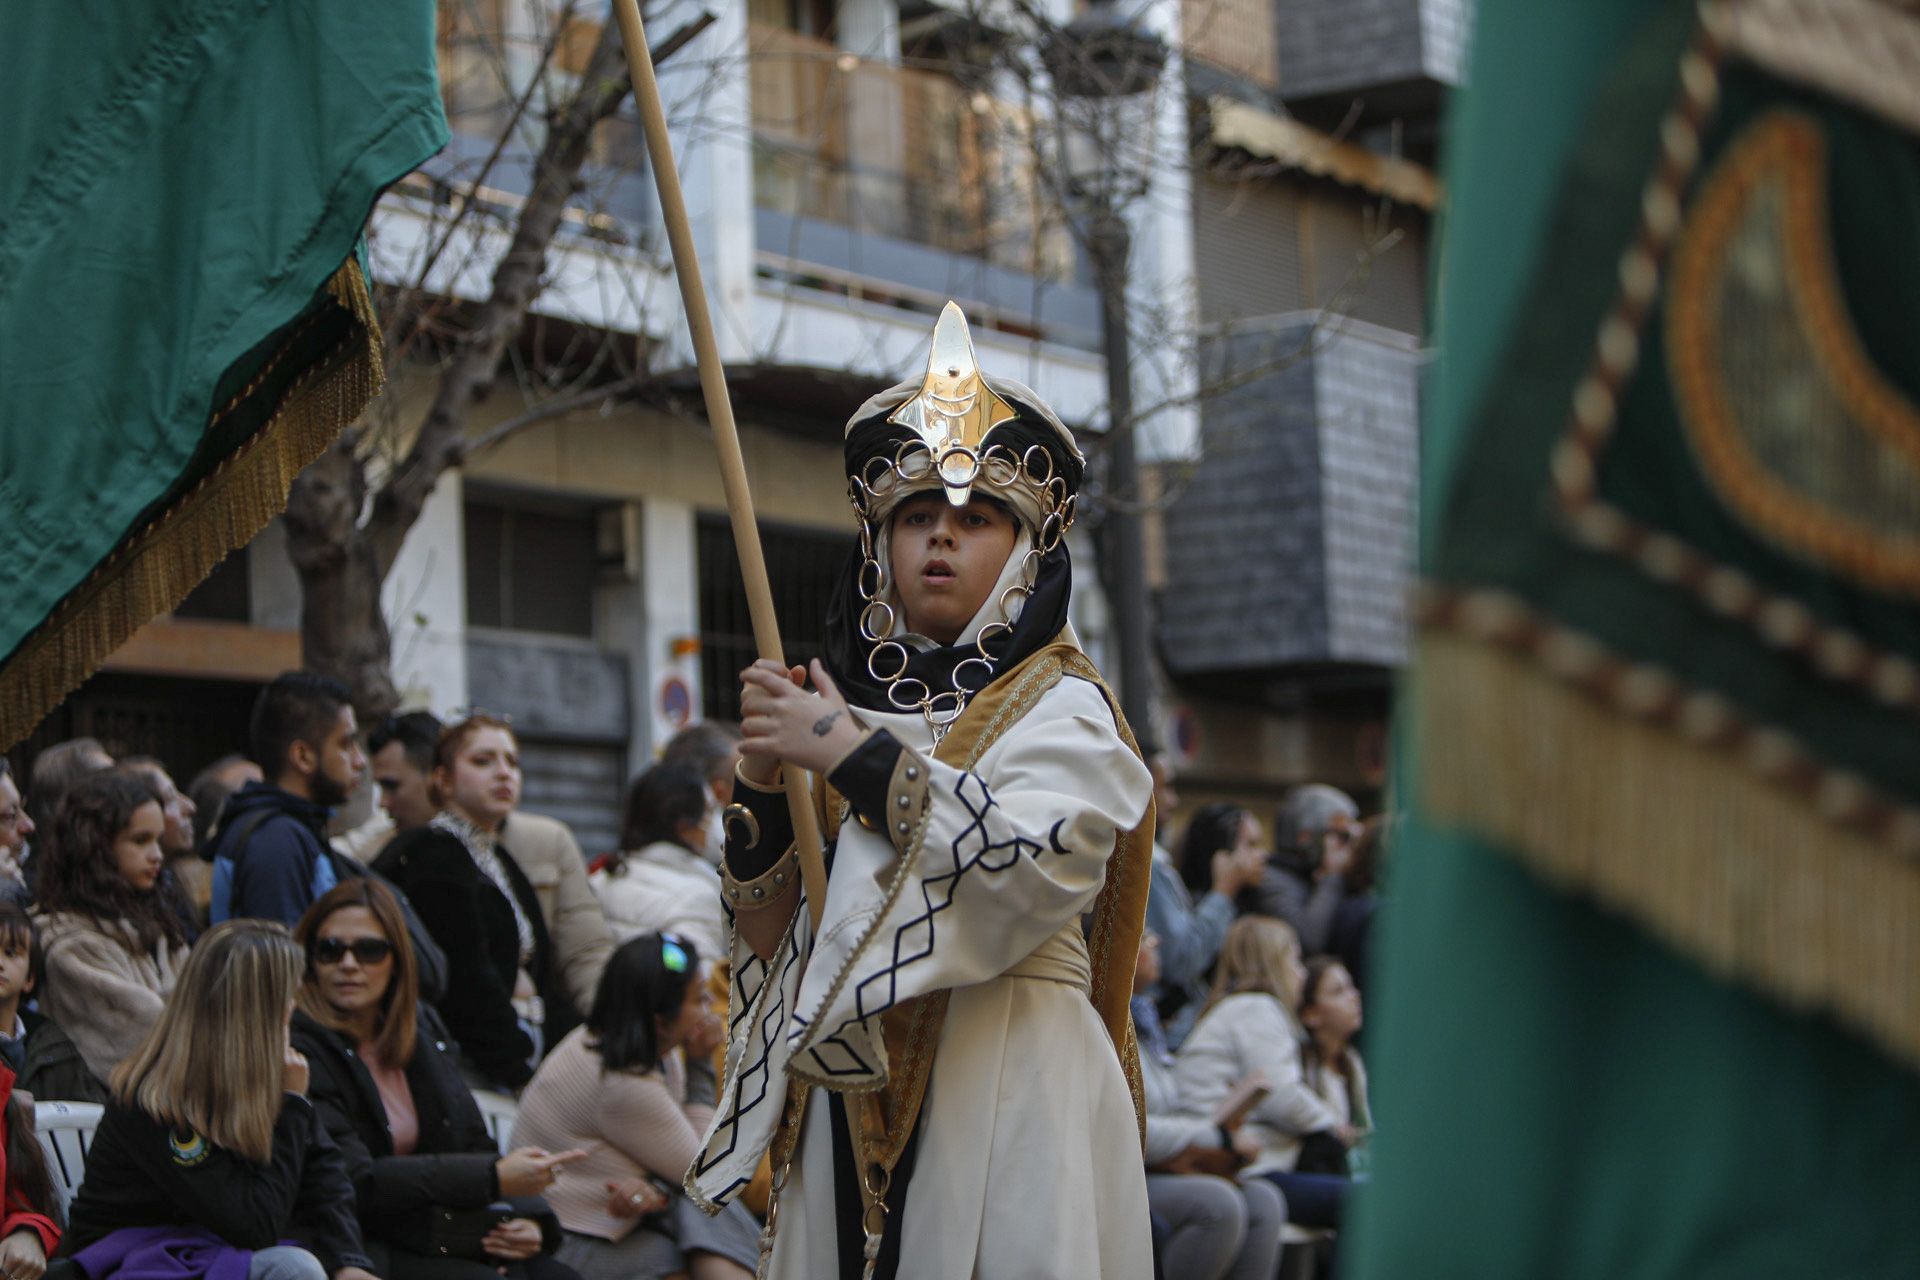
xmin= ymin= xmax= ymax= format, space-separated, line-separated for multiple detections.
xmin=284 ymin=438 xmax=400 ymax=723
xmin=286 ymin=15 xmax=638 ymax=721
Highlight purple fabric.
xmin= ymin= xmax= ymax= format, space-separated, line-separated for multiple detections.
xmin=69 ymin=1226 xmax=253 ymax=1280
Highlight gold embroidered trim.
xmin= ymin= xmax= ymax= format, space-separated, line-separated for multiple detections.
xmin=0 ymin=258 xmax=383 ymax=750
xmin=1669 ymin=110 xmax=1920 ymax=593
xmin=1416 ymin=620 xmax=1920 ymax=1072
xmin=1541 ymin=3 xmax=1920 ymax=719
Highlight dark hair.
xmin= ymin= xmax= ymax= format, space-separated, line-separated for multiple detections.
xmin=250 ymin=671 xmax=351 ymax=777
xmin=5 ymin=1093 xmax=53 ymax=1225
xmin=659 ymin=721 xmax=742 ymax=787
xmin=369 ymin=711 xmax=443 ymax=775
xmin=1177 ymin=802 xmax=1251 ymax=895
xmin=294 ymin=878 xmax=419 ymax=1068
xmin=1299 ymin=956 xmax=1358 ymax=1089
xmin=38 ymin=770 xmax=188 ymax=952
xmin=0 ymin=901 xmax=42 ymax=994
xmin=588 ymin=932 xmax=700 ymax=1074
xmin=614 ymin=761 xmax=710 ymax=863
xmin=187 ymin=754 xmax=252 ymax=853
xmin=26 ymin=738 xmax=111 ymax=828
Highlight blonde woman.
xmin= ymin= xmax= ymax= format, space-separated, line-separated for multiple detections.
xmin=1174 ymin=917 xmax=1355 ymax=1231
xmin=62 ymin=919 xmax=379 ymax=1280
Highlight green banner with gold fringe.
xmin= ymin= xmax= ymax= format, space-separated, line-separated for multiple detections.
xmin=0 ymin=0 xmax=449 ymax=748
xmin=1353 ymin=0 xmax=1920 ymax=1275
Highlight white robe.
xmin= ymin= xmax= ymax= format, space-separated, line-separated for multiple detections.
xmin=690 ymin=654 xmax=1153 ymax=1278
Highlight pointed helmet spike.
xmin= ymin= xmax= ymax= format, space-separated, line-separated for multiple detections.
xmin=887 ymin=302 xmax=1018 ymax=505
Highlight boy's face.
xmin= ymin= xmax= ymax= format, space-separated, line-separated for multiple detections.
xmin=887 ymin=493 xmax=1021 ymax=646
xmin=0 ymin=934 xmax=33 ymax=1006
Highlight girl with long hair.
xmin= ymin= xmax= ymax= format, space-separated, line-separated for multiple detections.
xmin=61 ymin=919 xmax=376 ymax=1280
xmin=373 ymin=715 xmax=558 ymax=1090
xmin=1298 ymin=957 xmax=1371 ymax=1174
xmin=1174 ymin=917 xmax=1355 ymax=1231
xmin=513 ymin=933 xmax=758 ymax=1280
xmin=33 ymin=769 xmax=191 ymax=1090
xmin=291 ymin=879 xmax=583 ymax=1279
xmin=590 ymin=762 xmax=725 ymax=961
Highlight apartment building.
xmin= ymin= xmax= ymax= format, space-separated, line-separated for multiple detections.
xmin=16 ymin=0 xmax=1201 ymax=851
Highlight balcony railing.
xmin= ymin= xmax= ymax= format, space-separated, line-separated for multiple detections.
xmin=747 ymin=22 xmax=1074 ymax=284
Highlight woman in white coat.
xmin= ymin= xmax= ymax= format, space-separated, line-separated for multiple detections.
xmin=591 ymin=761 xmax=726 ymax=962
xmin=1174 ymin=917 xmax=1357 ymax=1231
xmin=687 ymin=304 xmax=1156 ymax=1280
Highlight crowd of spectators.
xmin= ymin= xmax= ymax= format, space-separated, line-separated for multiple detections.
xmin=0 ymin=669 xmax=1385 ymax=1280
xmin=1137 ymin=756 xmax=1385 ymax=1279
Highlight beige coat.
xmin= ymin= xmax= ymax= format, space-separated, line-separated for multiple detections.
xmin=34 ymin=912 xmax=188 ymax=1084
xmin=500 ymin=811 xmax=614 ymax=1016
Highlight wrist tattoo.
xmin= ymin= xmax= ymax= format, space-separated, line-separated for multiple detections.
xmin=812 ymin=710 xmax=844 ymax=737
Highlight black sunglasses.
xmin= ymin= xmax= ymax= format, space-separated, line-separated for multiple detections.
xmin=313 ymin=936 xmax=394 ymax=967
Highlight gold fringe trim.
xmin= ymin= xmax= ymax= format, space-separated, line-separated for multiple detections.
xmin=1417 ymin=629 xmax=1920 ymax=1071
xmin=0 ymin=259 xmax=383 ymax=751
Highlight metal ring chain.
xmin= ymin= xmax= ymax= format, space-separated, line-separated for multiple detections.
xmin=847 ymin=442 xmax=1071 ymax=738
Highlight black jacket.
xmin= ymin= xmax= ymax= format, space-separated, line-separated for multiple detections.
xmin=373 ymin=828 xmax=558 ymax=1090
xmin=290 ymin=1007 xmax=556 ymax=1252
xmin=16 ymin=1008 xmax=107 ymax=1105
xmin=61 ymin=1095 xmax=373 ymax=1274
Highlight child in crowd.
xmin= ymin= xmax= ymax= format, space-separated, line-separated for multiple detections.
xmin=0 ymin=902 xmax=99 ymax=1106
xmin=291 ymin=879 xmax=582 ymax=1279
xmin=62 ymin=918 xmax=377 ymax=1280
xmin=514 ymin=933 xmax=757 ymax=1280
xmin=1298 ymin=957 xmax=1371 ymax=1177
xmin=0 ymin=905 xmax=35 ymax=1073
xmin=33 ymin=770 xmax=191 ymax=1091
xmin=0 ymin=1030 xmax=59 ymax=1280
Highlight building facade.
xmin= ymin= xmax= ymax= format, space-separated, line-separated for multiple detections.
xmin=18 ymin=0 xmax=1203 ymax=854
xmin=1155 ymin=0 xmax=1461 ymax=812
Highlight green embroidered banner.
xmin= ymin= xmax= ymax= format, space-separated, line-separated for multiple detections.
xmin=0 ymin=0 xmax=448 ymax=746
xmin=1353 ymin=0 xmax=1920 ymax=1274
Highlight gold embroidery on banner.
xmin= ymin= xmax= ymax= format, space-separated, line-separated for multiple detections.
xmin=1669 ymin=109 xmax=1920 ymax=593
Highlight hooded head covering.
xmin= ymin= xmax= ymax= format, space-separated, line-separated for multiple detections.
xmin=824 ymin=303 xmax=1086 ymax=736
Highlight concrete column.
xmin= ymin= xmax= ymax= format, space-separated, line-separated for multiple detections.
xmin=636 ymin=497 xmax=705 ymax=757
xmin=383 ymin=471 xmax=470 ymax=715
xmin=1129 ymin=0 xmax=1201 ymax=464
xmin=656 ymin=0 xmax=756 ymax=362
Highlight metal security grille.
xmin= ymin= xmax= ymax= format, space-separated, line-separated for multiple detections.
xmin=697 ymin=515 xmax=854 ymax=721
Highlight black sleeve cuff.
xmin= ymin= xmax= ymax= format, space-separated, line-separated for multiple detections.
xmin=724 ymin=770 xmax=797 ymax=880
xmin=827 ymin=731 xmax=905 ymax=830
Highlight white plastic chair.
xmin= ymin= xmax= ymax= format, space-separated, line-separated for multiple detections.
xmin=33 ymin=1100 xmax=103 ymax=1221
xmin=471 ymin=1089 xmax=519 ymax=1155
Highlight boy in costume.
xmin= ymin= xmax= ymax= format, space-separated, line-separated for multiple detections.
xmin=688 ymin=303 xmax=1156 ymax=1279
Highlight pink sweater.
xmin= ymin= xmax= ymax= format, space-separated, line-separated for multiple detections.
xmin=510 ymin=1026 xmax=715 ymax=1241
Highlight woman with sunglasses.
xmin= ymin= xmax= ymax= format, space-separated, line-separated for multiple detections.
xmin=291 ymin=880 xmax=586 ymax=1279
xmin=513 ymin=933 xmax=758 ymax=1280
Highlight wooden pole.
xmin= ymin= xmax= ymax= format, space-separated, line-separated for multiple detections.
xmin=610 ymin=0 xmax=829 ymax=929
